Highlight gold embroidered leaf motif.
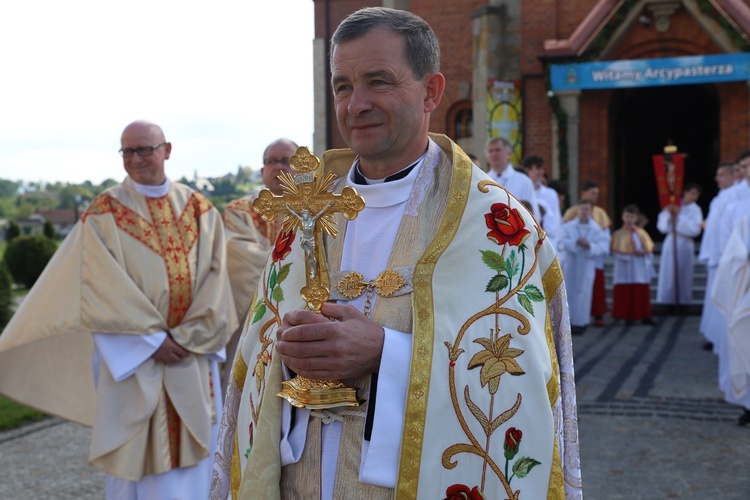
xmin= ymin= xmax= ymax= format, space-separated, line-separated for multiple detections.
xmin=468 ymin=334 xmax=526 ymax=395
xmin=464 ymin=386 xmax=490 ymax=434
xmin=254 ymin=350 xmax=270 ymax=392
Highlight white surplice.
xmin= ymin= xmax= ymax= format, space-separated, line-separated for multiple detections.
xmin=655 ymin=202 xmax=703 ymax=304
xmin=560 ymin=218 xmax=609 ymax=327
xmin=535 ymin=182 xmax=562 ymax=252
xmin=699 ymin=188 xmax=731 ymax=346
xmin=488 ymin=164 xmax=541 ymax=221
xmin=712 ymin=216 xmax=750 ymax=410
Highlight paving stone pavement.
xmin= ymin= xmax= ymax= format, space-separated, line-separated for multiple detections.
xmin=574 ymin=314 xmax=750 ymax=499
xmin=0 ymin=314 xmax=748 ymax=498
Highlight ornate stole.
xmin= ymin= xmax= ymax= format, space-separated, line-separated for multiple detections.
xmin=279 ymin=143 xmax=453 ymax=498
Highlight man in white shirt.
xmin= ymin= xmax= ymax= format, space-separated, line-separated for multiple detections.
xmin=655 ymin=183 xmax=703 ymax=307
xmin=698 ymin=162 xmax=735 ymax=349
xmin=718 ymin=151 xmax=750 ymax=250
xmin=485 ymin=137 xmax=540 ymax=220
xmin=523 ymin=154 xmax=562 ymax=250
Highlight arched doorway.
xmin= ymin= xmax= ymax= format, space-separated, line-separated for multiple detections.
xmin=610 ymin=84 xmax=719 ymax=239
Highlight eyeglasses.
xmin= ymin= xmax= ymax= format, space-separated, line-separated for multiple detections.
xmin=119 ymin=142 xmax=166 ymax=159
xmin=263 ymin=157 xmax=291 ymax=166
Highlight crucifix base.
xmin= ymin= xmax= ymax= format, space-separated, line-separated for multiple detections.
xmin=278 ymin=376 xmax=362 ymax=409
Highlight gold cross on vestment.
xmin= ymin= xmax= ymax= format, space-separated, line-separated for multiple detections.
xmin=253 ymin=146 xmax=365 ymax=313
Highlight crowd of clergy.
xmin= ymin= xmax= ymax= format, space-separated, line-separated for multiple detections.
xmin=513 ymin=152 xmax=750 ymax=427
xmin=1 ymin=125 xmax=748 ymax=498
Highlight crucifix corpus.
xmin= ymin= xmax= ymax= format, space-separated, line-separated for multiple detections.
xmin=253 ymin=146 xmax=365 ymax=409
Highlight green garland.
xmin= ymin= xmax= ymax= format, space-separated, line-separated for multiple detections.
xmin=581 ymin=0 xmax=641 ymax=61
xmin=696 ymin=0 xmax=750 ymax=50
xmin=544 ymin=75 xmax=570 ymax=182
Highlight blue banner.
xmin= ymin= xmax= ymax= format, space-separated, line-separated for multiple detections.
xmin=550 ymin=53 xmax=750 ymax=90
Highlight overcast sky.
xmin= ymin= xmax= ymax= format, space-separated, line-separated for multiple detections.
xmin=0 ymin=1 xmax=315 ymax=185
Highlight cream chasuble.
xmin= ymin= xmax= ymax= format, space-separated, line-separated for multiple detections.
xmin=222 ymin=195 xmax=284 ymax=391
xmin=0 ymin=178 xmax=236 ymax=481
xmin=211 ymin=134 xmax=582 ymax=499
xmin=224 ymin=194 xmax=284 ymax=325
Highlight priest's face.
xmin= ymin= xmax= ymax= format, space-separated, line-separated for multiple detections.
xmin=261 ymin=140 xmax=296 ymax=195
xmin=120 ymin=122 xmax=170 ymax=186
xmin=331 ymin=27 xmax=443 ymax=179
xmin=715 ymin=166 xmax=733 ymax=190
xmin=486 ymin=140 xmax=511 ymax=173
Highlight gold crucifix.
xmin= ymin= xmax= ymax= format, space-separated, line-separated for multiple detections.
xmin=253 ymin=146 xmax=366 ymax=409
xmin=253 ymin=146 xmax=365 ymax=313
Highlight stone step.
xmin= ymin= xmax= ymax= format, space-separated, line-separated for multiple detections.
xmin=600 ymin=250 xmax=706 ymax=307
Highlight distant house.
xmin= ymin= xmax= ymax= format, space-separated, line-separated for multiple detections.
xmin=15 ymin=214 xmax=45 ymax=236
xmin=192 ymin=178 xmax=216 ymax=194
xmin=188 ymin=170 xmax=216 ymax=195
xmin=15 ymin=209 xmax=77 ymax=239
xmin=37 ymin=209 xmax=77 ymax=237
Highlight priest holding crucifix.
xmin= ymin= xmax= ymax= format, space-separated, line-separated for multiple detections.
xmin=652 ymin=144 xmax=692 ymax=311
xmin=212 ymin=7 xmax=581 ymax=499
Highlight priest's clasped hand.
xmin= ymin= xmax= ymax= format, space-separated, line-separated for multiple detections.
xmin=276 ymin=302 xmax=385 ymax=380
xmin=151 ymin=334 xmax=190 ymax=364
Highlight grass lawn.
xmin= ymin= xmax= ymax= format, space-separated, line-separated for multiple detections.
xmin=0 ymin=396 xmax=48 ymax=431
xmin=1 ymin=280 xmax=38 ymax=432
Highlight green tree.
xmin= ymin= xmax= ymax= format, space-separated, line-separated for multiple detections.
xmin=3 ymin=235 xmax=57 ymax=288
xmin=5 ymin=221 xmax=20 ymax=242
xmin=0 ymin=198 xmax=17 ymax=218
xmin=0 ymin=179 xmax=20 ymax=198
xmin=98 ymin=179 xmax=118 ymax=192
xmin=58 ymin=184 xmax=94 ymax=210
xmin=43 ymin=220 xmax=56 ymax=239
xmin=16 ymin=192 xmax=58 ymax=213
xmin=0 ymin=261 xmax=12 ymax=330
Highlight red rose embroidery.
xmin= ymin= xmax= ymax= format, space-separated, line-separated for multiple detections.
xmin=504 ymin=427 xmax=523 ymax=460
xmin=445 ymin=484 xmax=486 ymax=500
xmin=485 ymin=203 xmax=530 ymax=246
xmin=272 ymin=229 xmax=295 ymax=262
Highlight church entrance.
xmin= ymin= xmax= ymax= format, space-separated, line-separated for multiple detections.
xmin=610 ymin=83 xmax=719 ymax=240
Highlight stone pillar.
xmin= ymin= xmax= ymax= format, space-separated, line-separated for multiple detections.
xmin=312 ymin=37 xmax=328 ymax=157
xmin=471 ymin=1 xmax=521 ymax=166
xmin=556 ymin=90 xmax=581 ymax=202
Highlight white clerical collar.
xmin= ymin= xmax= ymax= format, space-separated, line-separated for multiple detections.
xmin=346 ymin=155 xmax=425 ymax=208
xmin=491 ymin=163 xmax=513 ymax=180
xmin=131 ymin=178 xmax=171 ymax=198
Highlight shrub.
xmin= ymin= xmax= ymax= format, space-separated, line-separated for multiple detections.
xmin=5 ymin=221 xmax=20 ymax=242
xmin=43 ymin=220 xmax=56 ymax=239
xmin=3 ymin=235 xmax=58 ymax=289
